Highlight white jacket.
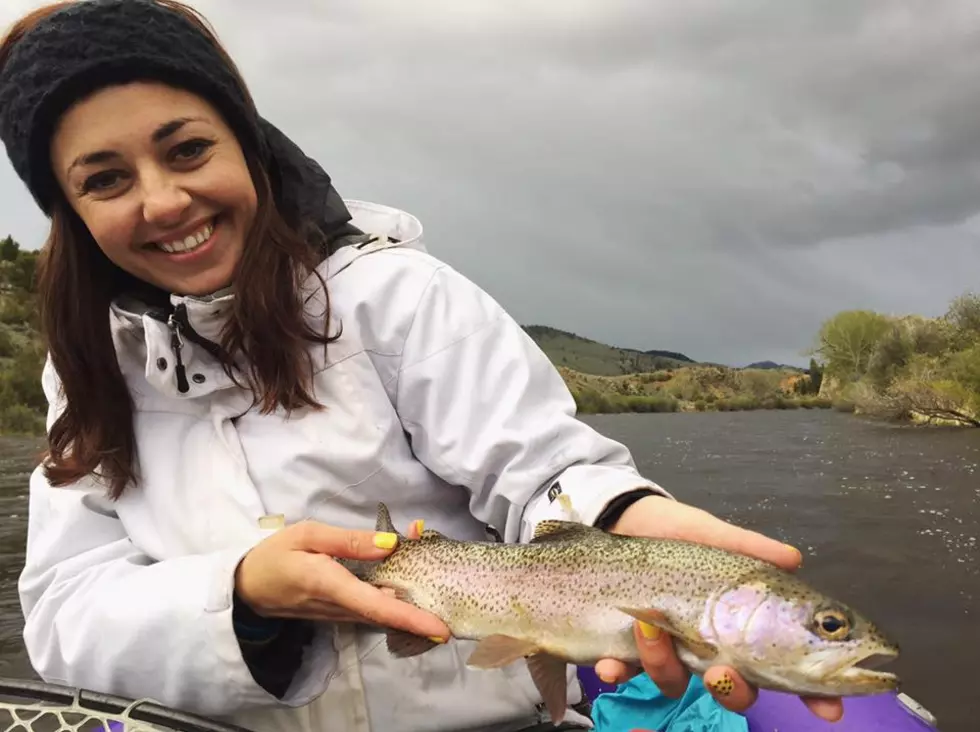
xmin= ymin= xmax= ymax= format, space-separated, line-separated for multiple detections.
xmin=18 ymin=200 xmax=672 ymax=732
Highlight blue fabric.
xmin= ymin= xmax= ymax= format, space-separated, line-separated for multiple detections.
xmin=591 ymin=674 xmax=749 ymax=732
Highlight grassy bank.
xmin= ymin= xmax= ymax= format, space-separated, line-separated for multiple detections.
xmin=558 ymin=365 xmax=831 ymax=415
xmin=812 ymin=292 xmax=980 ymax=428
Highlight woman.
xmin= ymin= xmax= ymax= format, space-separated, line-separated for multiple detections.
xmin=0 ymin=1 xmax=840 ymax=730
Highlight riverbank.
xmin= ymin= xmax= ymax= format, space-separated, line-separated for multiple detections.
xmin=559 ymin=364 xmax=832 ymax=415
xmin=810 ymin=294 xmax=980 ymax=429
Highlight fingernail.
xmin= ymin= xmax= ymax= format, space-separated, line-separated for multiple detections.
xmin=427 ymin=636 xmax=447 ymax=644
xmin=785 ymin=544 xmax=803 ymax=565
xmin=638 ymin=621 xmax=661 ymax=641
xmin=415 ymin=519 xmax=425 ymax=534
xmin=709 ymin=672 xmax=735 ymax=697
xmin=598 ymin=670 xmax=617 ymax=684
xmin=373 ymin=532 xmax=398 ymax=549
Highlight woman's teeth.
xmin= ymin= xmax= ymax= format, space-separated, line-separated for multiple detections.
xmin=157 ymin=221 xmax=214 ymax=254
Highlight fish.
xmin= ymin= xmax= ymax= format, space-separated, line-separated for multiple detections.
xmin=345 ymin=502 xmax=900 ymax=725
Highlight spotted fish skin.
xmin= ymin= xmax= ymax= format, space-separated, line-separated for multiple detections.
xmin=348 ymin=503 xmax=900 ymax=724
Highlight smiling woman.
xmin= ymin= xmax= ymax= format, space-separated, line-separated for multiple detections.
xmin=51 ymin=83 xmax=257 ymax=295
xmin=0 ymin=2 xmax=848 ymax=732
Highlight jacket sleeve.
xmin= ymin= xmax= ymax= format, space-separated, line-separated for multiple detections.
xmin=391 ymin=262 xmax=675 ymax=544
xmin=17 ymin=357 xmax=333 ymax=717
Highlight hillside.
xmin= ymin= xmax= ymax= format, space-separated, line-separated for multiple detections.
xmin=521 ymin=325 xmax=695 ymax=376
xmin=520 ymin=326 xmax=825 ymax=415
xmin=0 ymin=236 xmax=45 ymax=435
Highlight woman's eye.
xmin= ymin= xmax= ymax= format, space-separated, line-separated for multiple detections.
xmin=82 ymin=170 xmax=123 ymax=193
xmin=171 ymin=138 xmax=214 ymax=162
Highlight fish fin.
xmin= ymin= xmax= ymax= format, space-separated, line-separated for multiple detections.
xmin=385 ymin=630 xmax=442 ymax=658
xmin=336 ymin=557 xmax=376 ymax=581
xmin=531 ymin=520 xmax=608 ymax=543
xmin=526 ymin=653 xmax=568 ymax=725
xmin=375 ymin=502 xmax=402 ymax=537
xmin=419 ymin=528 xmax=448 ymax=540
xmin=466 ymin=634 xmax=541 ymax=669
xmin=390 ymin=586 xmax=419 ymax=605
xmin=618 ymin=607 xmax=719 ymax=661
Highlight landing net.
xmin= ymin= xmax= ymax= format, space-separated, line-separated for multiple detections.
xmin=0 ymin=678 xmax=252 ymax=732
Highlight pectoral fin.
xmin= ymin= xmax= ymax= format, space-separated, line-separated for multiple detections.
xmin=385 ymin=630 xmax=442 ymax=658
xmin=526 ymin=653 xmax=569 ymax=725
xmin=618 ymin=606 xmax=719 ymax=661
xmin=466 ymin=634 xmax=541 ymax=669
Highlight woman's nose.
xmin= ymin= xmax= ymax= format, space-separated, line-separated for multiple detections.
xmin=140 ymin=171 xmax=192 ymax=227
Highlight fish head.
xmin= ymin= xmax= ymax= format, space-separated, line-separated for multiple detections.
xmin=705 ymin=571 xmax=900 ymax=697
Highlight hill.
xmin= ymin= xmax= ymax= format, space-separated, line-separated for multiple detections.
xmin=746 ymin=360 xmax=803 ymax=371
xmin=519 ymin=324 xmax=826 ymax=414
xmin=0 ymin=236 xmax=45 ymax=435
xmin=521 ymin=325 xmax=695 ymax=376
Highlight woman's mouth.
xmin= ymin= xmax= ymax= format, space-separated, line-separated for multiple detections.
xmin=155 ymin=218 xmax=215 ymax=255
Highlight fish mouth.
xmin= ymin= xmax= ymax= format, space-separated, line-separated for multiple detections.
xmin=834 ymin=649 xmax=901 ymax=689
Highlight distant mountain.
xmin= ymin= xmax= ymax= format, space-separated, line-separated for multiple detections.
xmin=521 ymin=325 xmax=695 ymax=377
xmin=643 ymin=348 xmax=696 ymax=363
xmin=746 ymin=360 xmax=804 ymax=371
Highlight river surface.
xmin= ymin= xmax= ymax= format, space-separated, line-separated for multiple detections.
xmin=0 ymin=411 xmax=976 ymax=731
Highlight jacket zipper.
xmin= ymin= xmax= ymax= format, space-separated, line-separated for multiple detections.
xmin=167 ymin=304 xmax=190 ymax=394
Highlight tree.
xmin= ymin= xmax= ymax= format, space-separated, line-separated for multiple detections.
xmin=807 ymin=358 xmax=823 ymax=394
xmin=7 ymin=250 xmax=37 ymax=293
xmin=945 ymin=291 xmax=980 ymax=340
xmin=0 ymin=236 xmax=19 ymax=262
xmin=813 ymin=310 xmax=892 ymax=380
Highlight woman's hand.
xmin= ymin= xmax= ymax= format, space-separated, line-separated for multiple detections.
xmin=597 ymin=496 xmax=844 ymax=724
xmin=234 ymin=519 xmax=450 ymax=640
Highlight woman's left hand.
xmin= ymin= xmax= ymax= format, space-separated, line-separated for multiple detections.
xmin=595 ymin=495 xmax=844 ymax=724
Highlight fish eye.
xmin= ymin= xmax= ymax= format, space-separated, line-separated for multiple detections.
xmin=813 ymin=609 xmax=851 ymax=641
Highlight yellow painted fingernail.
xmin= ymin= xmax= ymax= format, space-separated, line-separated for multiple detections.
xmin=373 ymin=532 xmax=398 ymax=549
xmin=710 ymin=672 xmax=735 ymax=697
xmin=638 ymin=621 xmax=661 ymax=640
xmin=258 ymin=514 xmax=285 ymax=531
xmin=415 ymin=519 xmax=425 ymax=534
xmin=785 ymin=544 xmax=803 ymax=565
xmin=427 ymin=636 xmax=447 ymax=644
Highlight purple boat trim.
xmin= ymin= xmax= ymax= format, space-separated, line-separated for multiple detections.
xmin=576 ymin=667 xmax=940 ymax=731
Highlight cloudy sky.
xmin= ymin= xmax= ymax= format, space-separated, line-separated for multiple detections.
xmin=1 ymin=0 xmax=978 ymax=367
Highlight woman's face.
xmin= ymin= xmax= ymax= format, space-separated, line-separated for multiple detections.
xmin=49 ymin=81 xmax=258 ymax=296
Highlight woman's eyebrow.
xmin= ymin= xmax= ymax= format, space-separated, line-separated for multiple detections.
xmin=66 ymin=116 xmax=208 ymax=174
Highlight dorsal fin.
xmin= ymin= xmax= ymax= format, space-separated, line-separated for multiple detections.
xmin=375 ymin=502 xmax=401 ymax=537
xmin=530 ymin=519 xmax=607 ymax=543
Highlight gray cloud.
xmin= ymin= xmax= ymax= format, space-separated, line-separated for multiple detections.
xmin=1 ymin=0 xmax=978 ymax=366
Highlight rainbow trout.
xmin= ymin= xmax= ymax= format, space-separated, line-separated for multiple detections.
xmin=348 ymin=503 xmax=900 ymax=724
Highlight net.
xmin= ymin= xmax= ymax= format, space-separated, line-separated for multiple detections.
xmin=0 ymin=678 xmax=253 ymax=732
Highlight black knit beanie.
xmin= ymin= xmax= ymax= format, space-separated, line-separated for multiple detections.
xmin=0 ymin=0 xmax=354 ymax=240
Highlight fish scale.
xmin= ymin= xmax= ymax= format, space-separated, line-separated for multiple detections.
xmin=345 ymin=503 xmax=900 ymax=726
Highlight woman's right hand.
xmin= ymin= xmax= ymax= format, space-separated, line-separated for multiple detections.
xmin=234 ymin=519 xmax=451 ymax=640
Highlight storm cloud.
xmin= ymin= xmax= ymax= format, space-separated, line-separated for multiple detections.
xmin=1 ymin=0 xmax=977 ymax=366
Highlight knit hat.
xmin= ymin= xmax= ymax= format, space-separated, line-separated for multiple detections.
xmin=0 ymin=0 xmax=354 ymax=239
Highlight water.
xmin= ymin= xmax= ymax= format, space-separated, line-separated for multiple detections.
xmin=0 ymin=411 xmax=976 ymax=731
xmin=580 ymin=410 xmax=979 ymax=732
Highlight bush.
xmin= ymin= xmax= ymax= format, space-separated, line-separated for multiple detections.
xmin=0 ymin=404 xmax=44 ymax=435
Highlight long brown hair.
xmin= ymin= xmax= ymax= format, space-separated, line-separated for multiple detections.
xmin=2 ymin=1 xmax=338 ymax=499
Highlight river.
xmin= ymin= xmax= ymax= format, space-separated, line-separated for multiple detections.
xmin=0 ymin=410 xmax=976 ymax=731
